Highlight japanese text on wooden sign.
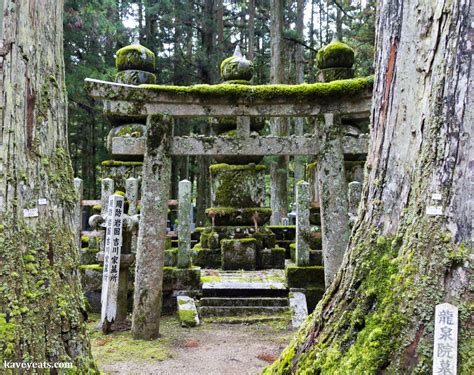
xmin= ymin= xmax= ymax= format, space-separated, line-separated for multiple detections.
xmin=433 ymin=303 xmax=458 ymax=375
xmin=101 ymin=194 xmax=124 ymax=323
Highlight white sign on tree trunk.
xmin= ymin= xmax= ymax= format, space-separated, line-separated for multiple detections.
xmin=101 ymin=194 xmax=124 ymax=324
xmin=433 ymin=302 xmax=458 ymax=375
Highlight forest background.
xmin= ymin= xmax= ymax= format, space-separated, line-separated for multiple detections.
xmin=64 ymin=0 xmax=375 ymax=223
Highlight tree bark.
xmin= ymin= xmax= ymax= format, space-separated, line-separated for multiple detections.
xmin=266 ymin=0 xmax=472 ymax=373
xmin=270 ymin=0 xmax=289 ymax=225
xmin=0 ymin=0 xmax=96 ymax=369
xmin=248 ymin=0 xmax=256 ymax=61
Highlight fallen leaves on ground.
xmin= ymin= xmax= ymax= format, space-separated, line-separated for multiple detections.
xmin=256 ymin=352 xmax=277 ymax=363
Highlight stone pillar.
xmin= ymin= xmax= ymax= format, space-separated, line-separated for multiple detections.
xmin=132 ymin=114 xmax=172 ymax=340
xmin=295 ymin=181 xmax=310 ymax=266
xmin=316 ymin=113 xmax=350 ymax=287
xmin=125 ymin=177 xmax=139 ymax=215
xmin=100 ymin=178 xmax=114 ymax=216
xmin=348 ymin=181 xmax=362 ymax=222
xmin=125 ymin=177 xmax=139 ymax=254
xmin=314 ymin=40 xmax=354 ymax=287
xmin=74 ymin=177 xmax=83 ymax=249
xmin=177 ymin=179 xmax=192 ymax=268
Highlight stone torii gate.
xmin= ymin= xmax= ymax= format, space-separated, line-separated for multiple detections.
xmin=86 ymin=43 xmax=372 ymax=339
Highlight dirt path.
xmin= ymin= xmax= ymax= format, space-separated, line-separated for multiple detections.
xmin=89 ymin=316 xmax=294 ymax=375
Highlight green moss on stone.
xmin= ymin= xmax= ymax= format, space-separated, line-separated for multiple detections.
xmin=139 ymin=76 xmax=374 ymax=101
xmin=115 ymin=125 xmax=145 ymax=137
xmin=101 ymin=160 xmax=144 ymax=167
xmin=316 ymin=41 xmax=355 ymax=69
xmin=116 ymin=44 xmax=156 ymax=72
xmin=286 ymin=266 xmax=325 ymax=289
xmin=209 ymin=163 xmax=266 ymax=172
xmin=178 ymin=309 xmax=198 ymax=327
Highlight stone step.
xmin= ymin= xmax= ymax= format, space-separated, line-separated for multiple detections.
xmin=200 ymin=305 xmax=290 ymax=317
xmin=204 ymin=315 xmax=291 ymax=324
xmin=200 ymin=297 xmax=289 ymax=307
xmin=202 ymin=288 xmax=288 ymax=298
xmin=201 ymin=269 xmax=288 ymax=297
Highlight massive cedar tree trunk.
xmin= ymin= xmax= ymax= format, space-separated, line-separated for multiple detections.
xmin=0 ymin=0 xmax=96 ymax=370
xmin=267 ymin=0 xmax=472 ymax=373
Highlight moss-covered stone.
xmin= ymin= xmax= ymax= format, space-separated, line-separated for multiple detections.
xmin=286 ymin=266 xmax=325 ymax=289
xmin=316 ymin=41 xmax=355 ymax=69
xmin=191 ymin=246 xmax=222 ymax=269
xmin=138 ymin=76 xmax=374 ymax=101
xmin=162 ymin=267 xmax=202 ymax=291
xmin=221 ymin=238 xmax=257 ymax=270
xmin=206 ymin=207 xmax=272 ymax=226
xmin=116 ymin=44 xmax=156 ymax=72
xmin=220 ymin=46 xmax=254 ymax=81
xmin=257 ymin=247 xmax=286 ymax=269
xmin=116 ymin=70 xmax=156 ymax=85
xmin=317 ymin=67 xmax=354 ymax=82
xmin=178 ymin=309 xmax=198 ymax=327
xmin=210 ymin=164 xmax=266 ymax=208
xmin=164 ymin=248 xmax=177 ymax=267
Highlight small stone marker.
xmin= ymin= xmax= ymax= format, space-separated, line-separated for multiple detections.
xmin=433 ymin=303 xmax=458 ymax=375
xmin=101 ymin=194 xmax=124 ymax=325
xmin=177 ymin=295 xmax=200 ymax=327
xmin=296 ymin=181 xmax=310 ymax=266
xmin=289 ymin=291 xmax=308 ymax=328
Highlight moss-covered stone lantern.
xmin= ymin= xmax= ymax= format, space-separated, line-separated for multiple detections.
xmin=102 ymin=44 xmax=157 ymax=186
xmin=316 ymin=40 xmax=355 ymax=82
xmin=212 ymin=46 xmax=264 ymax=164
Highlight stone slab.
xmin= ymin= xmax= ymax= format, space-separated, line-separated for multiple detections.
xmin=177 ymin=295 xmax=200 ymax=327
xmin=289 ymin=291 xmax=308 ymax=328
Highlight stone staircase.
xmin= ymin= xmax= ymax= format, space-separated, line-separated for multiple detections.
xmin=199 ymin=269 xmax=292 ymax=323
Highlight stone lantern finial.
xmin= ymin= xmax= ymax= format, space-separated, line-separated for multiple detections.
xmin=220 ymin=45 xmax=254 ymax=82
xmin=316 ymin=40 xmax=355 ymax=82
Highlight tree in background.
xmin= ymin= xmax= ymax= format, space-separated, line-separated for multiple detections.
xmin=266 ymin=0 xmax=471 ymax=372
xmin=63 ymin=0 xmax=376 ymax=216
xmin=0 ymin=0 xmax=97 ymax=370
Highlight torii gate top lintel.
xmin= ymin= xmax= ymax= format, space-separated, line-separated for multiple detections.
xmin=85 ymin=77 xmax=373 ymax=118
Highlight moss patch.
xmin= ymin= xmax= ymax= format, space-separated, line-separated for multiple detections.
xmin=138 ymin=76 xmax=373 ymax=102
xmin=116 ymin=44 xmax=156 ymax=72
xmin=316 ymin=41 xmax=355 ymax=69
xmin=101 ymin=160 xmax=144 ymax=167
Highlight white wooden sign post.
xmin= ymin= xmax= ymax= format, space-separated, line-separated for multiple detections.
xmin=433 ymin=303 xmax=458 ymax=375
xmin=101 ymin=194 xmax=124 ymax=325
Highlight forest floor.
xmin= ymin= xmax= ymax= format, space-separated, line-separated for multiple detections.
xmin=87 ymin=314 xmax=294 ymax=374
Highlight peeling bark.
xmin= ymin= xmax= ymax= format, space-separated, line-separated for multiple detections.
xmin=267 ymin=1 xmax=472 ymax=373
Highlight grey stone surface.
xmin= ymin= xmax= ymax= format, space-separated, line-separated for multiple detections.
xmin=316 ymin=114 xmax=350 ymax=287
xmin=177 ymin=179 xmax=192 ymax=268
xmin=86 ymin=78 xmax=372 ymax=118
xmin=296 ymin=181 xmax=310 ymax=266
xmin=221 ymin=239 xmax=257 ymax=270
xmin=289 ymin=291 xmax=308 ymax=328
xmin=348 ymin=181 xmax=363 ymax=224
xmin=177 ymin=295 xmax=200 ymax=327
xmin=110 ymin=134 xmax=369 ymax=157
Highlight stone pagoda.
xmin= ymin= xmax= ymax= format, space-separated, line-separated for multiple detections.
xmin=192 ymin=47 xmax=285 ymax=271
